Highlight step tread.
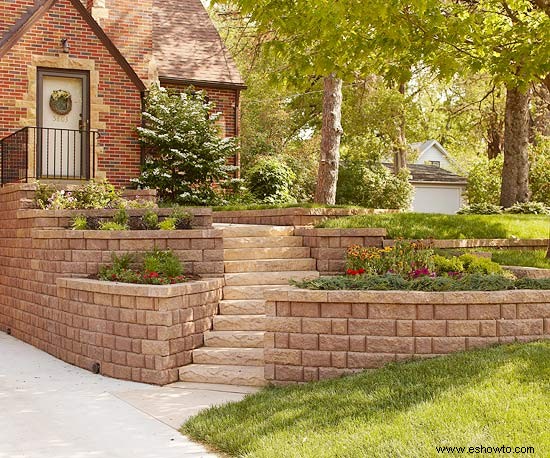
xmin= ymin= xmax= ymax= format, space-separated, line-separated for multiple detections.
xmin=193 ymin=347 xmax=264 ymax=366
xmin=204 ymin=330 xmax=264 ymax=348
xmin=223 ymin=285 xmax=281 ymax=300
xmin=224 ymin=270 xmax=319 ymax=286
xmin=213 ymin=314 xmax=266 ymax=331
xmin=219 ymin=225 xmax=294 ymax=237
xmin=224 ymin=258 xmax=317 ymax=273
xmin=179 ymin=364 xmax=266 ymax=386
xmin=219 ymin=300 xmax=266 ymax=315
xmin=224 ymin=246 xmax=310 ymax=261
xmin=224 ymin=236 xmax=303 ymax=248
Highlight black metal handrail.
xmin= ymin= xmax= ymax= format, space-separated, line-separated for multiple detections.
xmin=0 ymin=127 xmax=98 ymax=186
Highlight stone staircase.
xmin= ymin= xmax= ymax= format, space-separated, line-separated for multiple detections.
xmin=179 ymin=225 xmax=319 ymax=386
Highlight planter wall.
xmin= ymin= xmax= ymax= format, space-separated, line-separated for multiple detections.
xmin=264 ymin=287 xmax=550 ymax=384
xmin=0 ymin=184 xmax=225 ymax=381
xmin=54 ymin=278 xmax=223 ymax=384
xmin=213 ymin=207 xmax=397 ymax=227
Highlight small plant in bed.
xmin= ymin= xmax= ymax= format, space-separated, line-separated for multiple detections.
xmin=98 ymin=251 xmax=194 ymax=285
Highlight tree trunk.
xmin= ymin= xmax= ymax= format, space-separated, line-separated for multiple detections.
xmin=500 ymin=85 xmax=531 ymax=207
xmin=315 ymin=73 xmax=343 ymax=204
xmin=487 ymin=112 xmax=503 ymax=159
xmin=393 ymin=82 xmax=408 ymax=172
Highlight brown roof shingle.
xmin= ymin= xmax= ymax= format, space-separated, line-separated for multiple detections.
xmin=153 ymin=0 xmax=245 ymax=88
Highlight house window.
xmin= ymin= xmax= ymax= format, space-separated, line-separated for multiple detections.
xmin=428 ymin=160 xmax=441 ymax=167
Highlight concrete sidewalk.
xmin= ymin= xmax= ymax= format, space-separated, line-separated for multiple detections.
xmin=0 ymin=332 xmax=257 ymax=458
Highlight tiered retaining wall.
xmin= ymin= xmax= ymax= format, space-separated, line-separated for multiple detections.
xmin=0 ymin=184 xmax=224 ymax=384
xmin=264 ymin=287 xmax=550 ymax=384
xmin=213 ymin=207 xmax=396 ymax=226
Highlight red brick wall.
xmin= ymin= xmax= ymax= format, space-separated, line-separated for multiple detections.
xmin=0 ymin=0 xmax=143 ymax=187
xmin=0 ymin=0 xmax=35 ymax=34
xmin=264 ymin=288 xmax=550 ymax=383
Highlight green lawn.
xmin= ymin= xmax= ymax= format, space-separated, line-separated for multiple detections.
xmin=491 ymin=249 xmax=550 ymax=269
xmin=212 ymin=202 xmax=361 ymax=211
xmin=316 ymin=213 xmax=550 ymax=240
xmin=183 ymin=342 xmax=550 ymax=458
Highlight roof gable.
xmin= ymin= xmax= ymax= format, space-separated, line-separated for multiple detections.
xmin=153 ymin=0 xmax=245 ymax=88
xmin=0 ymin=0 xmax=145 ymax=91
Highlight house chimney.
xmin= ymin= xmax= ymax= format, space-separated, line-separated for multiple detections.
xmin=86 ymin=0 xmax=154 ymax=84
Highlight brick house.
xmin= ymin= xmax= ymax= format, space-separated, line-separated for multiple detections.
xmin=0 ymin=0 xmax=244 ymax=187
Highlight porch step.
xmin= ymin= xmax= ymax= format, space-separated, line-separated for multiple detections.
xmin=224 ymin=271 xmax=319 ymax=286
xmin=179 ymin=364 xmax=266 ymax=387
xmin=219 ymin=300 xmax=265 ymax=315
xmin=193 ymin=347 xmax=264 ymax=366
xmin=223 ymin=236 xmax=303 ymax=249
xmin=220 ymin=225 xmax=294 ymax=238
xmin=223 ymin=285 xmax=278 ymax=300
xmin=224 ymin=258 xmax=317 ymax=273
xmin=204 ymin=330 xmax=264 ymax=348
xmin=213 ymin=315 xmax=266 ymax=331
xmin=224 ymin=246 xmax=310 ymax=261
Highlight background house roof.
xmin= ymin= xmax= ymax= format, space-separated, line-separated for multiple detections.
xmin=153 ymin=0 xmax=245 ymax=88
xmin=407 ymin=164 xmax=467 ymax=185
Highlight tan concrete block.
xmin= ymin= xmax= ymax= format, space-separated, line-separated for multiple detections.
xmin=319 ymin=335 xmax=349 ymax=351
xmin=367 ymin=336 xmax=414 ymax=354
xmin=432 ymin=337 xmax=466 ymax=353
xmin=348 ymin=319 xmax=395 ymax=336
xmin=434 ymin=305 xmax=467 ymax=320
xmin=480 ymin=321 xmax=497 ymax=337
xmin=347 ymin=352 xmax=395 ymax=369
xmin=396 ymin=320 xmax=413 ymax=337
xmin=291 ymin=302 xmax=320 ymax=317
xmin=468 ymin=304 xmax=501 ymax=320
xmin=414 ymin=337 xmax=432 ymax=354
xmin=266 ymin=349 xmax=301 ymax=365
xmin=302 ymin=350 xmax=331 ymax=367
xmin=289 ymin=333 xmax=318 ymax=350
xmin=498 ymin=319 xmax=543 ymax=336
xmin=447 ymin=320 xmax=480 ymax=337
xmin=321 ymin=303 xmax=352 ymax=318
xmin=413 ymin=320 xmax=446 ymax=337
xmin=369 ymin=304 xmax=416 ymax=319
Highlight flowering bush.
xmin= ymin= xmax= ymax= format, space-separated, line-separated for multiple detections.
xmin=35 ymin=180 xmax=121 ymax=210
xmin=346 ymin=240 xmax=434 ymax=278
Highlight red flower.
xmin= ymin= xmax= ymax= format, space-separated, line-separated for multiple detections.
xmin=358 ymin=268 xmax=365 ymax=274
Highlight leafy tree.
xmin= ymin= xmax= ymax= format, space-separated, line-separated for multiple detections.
xmin=246 ymin=156 xmax=296 ymax=203
xmin=134 ymin=85 xmax=238 ymax=205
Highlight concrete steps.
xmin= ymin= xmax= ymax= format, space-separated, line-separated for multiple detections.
xmin=193 ymin=347 xmax=264 ymax=366
xmin=204 ymin=330 xmax=265 ymax=348
xmin=219 ymin=300 xmax=265 ymax=315
xmin=224 ymin=271 xmax=319 ymax=286
xmin=224 ymin=246 xmax=311 ymax=261
xmin=179 ymin=223 xmax=319 ymax=387
xmin=179 ymin=364 xmax=266 ymax=387
xmin=224 ymin=258 xmax=317 ymax=273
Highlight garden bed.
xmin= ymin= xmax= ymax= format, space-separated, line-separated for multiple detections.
xmin=56 ymin=277 xmax=224 ymax=385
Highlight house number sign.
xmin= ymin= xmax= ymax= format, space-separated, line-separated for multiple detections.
xmin=49 ymin=89 xmax=72 ymax=116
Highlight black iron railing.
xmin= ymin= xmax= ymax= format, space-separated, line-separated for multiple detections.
xmin=0 ymin=127 xmax=98 ymax=186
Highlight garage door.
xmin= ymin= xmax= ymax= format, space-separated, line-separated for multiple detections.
xmin=412 ymin=185 xmax=463 ymax=214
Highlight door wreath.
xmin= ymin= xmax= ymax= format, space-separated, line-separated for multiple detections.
xmin=49 ymin=89 xmax=72 ymax=115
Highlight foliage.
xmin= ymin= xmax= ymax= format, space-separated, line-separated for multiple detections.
xmin=34 ymin=180 xmax=121 ymax=210
xmin=112 ymin=208 xmax=129 ymax=227
xmin=134 ymin=84 xmax=238 ymax=205
xmin=336 ymin=159 xmax=413 ymax=210
xmin=143 ymin=249 xmax=183 ymax=278
xmin=458 ymin=254 xmax=504 ymax=275
xmin=141 ymin=210 xmax=159 ymax=230
xmin=246 ymin=156 xmax=296 ymax=203
xmin=184 ymin=341 xmax=550 ymax=457
xmin=293 ymin=273 xmax=549 ymax=292
xmin=316 ymin=213 xmax=548 ymax=240
xmin=457 ymin=203 xmax=502 ymax=215
xmin=158 ymin=218 xmax=176 ymax=230
xmin=98 ymin=221 xmax=127 ymax=231
xmin=529 ymin=138 xmax=550 ymax=206
xmin=491 ymin=250 xmax=550 ymax=270
xmin=170 ymin=207 xmax=194 ymax=229
xmin=99 ymin=250 xmax=187 ymax=285
xmin=504 ymin=202 xmax=550 ymax=215
xmin=432 ymin=255 xmax=464 ymax=274
xmin=70 ymin=215 xmax=88 ymax=231
xmin=346 ymin=241 xmax=434 ymax=278
xmin=465 ymin=156 xmax=503 ymax=206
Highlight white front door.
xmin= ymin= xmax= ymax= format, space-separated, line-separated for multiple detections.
xmin=38 ymin=70 xmax=89 ymax=179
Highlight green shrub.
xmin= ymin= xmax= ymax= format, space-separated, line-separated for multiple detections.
xmin=504 ymin=201 xmax=549 ymax=215
xmin=71 ymin=215 xmax=88 ymax=230
xmin=246 ymin=156 xmax=296 ymax=203
xmin=171 ymin=207 xmax=193 ymax=229
xmin=515 ymin=277 xmax=550 ymax=290
xmin=457 ymin=203 xmax=503 ymax=215
xmin=432 ymin=254 xmax=464 ymax=274
xmin=141 ymin=210 xmax=159 ymax=230
xmin=459 ymin=254 xmax=503 ymax=275
xmin=336 ymin=159 xmax=413 ymax=210
xmin=70 ymin=179 xmax=120 ymax=209
xmin=34 ymin=182 xmax=57 ymax=209
xmin=529 ymin=137 xmax=550 ymax=205
xmin=465 ymin=156 xmax=502 ymax=206
xmin=134 ymin=84 xmax=238 ymax=205
xmin=143 ymin=249 xmax=183 ymax=278
xmin=98 ymin=221 xmax=127 ymax=231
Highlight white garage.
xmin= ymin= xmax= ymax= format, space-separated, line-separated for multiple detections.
xmin=408 ymin=164 xmax=467 ymax=214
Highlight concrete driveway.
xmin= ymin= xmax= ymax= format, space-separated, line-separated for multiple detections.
xmin=0 ymin=332 xmax=257 ymax=458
